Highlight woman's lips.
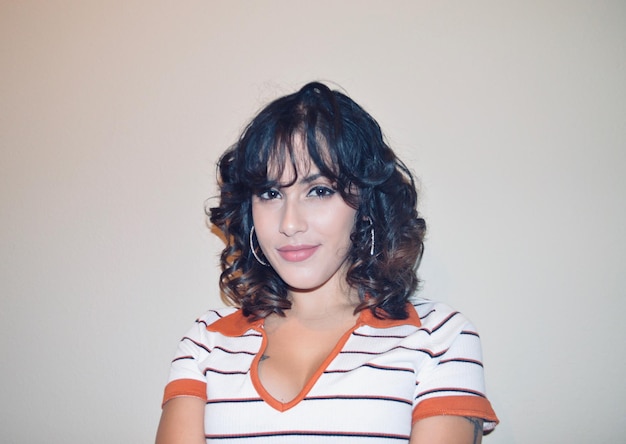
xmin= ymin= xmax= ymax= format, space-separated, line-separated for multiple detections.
xmin=276 ymin=245 xmax=319 ymax=262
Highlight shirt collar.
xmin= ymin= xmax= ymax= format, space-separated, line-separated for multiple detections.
xmin=357 ymin=303 xmax=421 ymax=329
xmin=207 ymin=303 xmax=421 ymax=337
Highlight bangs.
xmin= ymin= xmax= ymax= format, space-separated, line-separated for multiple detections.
xmin=265 ymin=133 xmax=340 ymax=187
xmin=241 ymin=110 xmax=342 ymax=193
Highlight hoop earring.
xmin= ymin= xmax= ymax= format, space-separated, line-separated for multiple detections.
xmin=365 ymin=217 xmax=375 ymax=256
xmin=249 ymin=226 xmax=269 ymax=266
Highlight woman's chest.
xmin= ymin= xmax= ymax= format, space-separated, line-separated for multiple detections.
xmin=200 ymin=329 xmax=422 ymax=441
xmin=200 ymin=327 xmax=425 ymax=406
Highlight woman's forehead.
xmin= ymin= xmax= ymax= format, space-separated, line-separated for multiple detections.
xmin=267 ymin=151 xmax=319 ymax=184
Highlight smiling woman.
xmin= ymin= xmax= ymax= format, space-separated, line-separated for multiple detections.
xmin=251 ymin=152 xmax=357 ymax=293
xmin=156 ymin=82 xmax=498 ymax=444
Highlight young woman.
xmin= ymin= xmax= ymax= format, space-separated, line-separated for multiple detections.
xmin=156 ymin=82 xmax=498 ymax=443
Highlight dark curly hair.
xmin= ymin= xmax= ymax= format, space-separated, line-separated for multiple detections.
xmin=209 ymin=82 xmax=426 ymax=320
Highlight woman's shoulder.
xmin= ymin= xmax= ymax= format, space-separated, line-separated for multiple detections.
xmin=410 ymin=297 xmax=479 ymax=335
xmin=191 ymin=306 xmax=266 ymax=338
xmin=194 ymin=306 xmax=240 ymax=327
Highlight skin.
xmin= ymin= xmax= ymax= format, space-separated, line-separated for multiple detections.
xmin=156 ymin=149 xmax=485 ymax=443
xmin=410 ymin=416 xmax=483 ymax=444
xmin=156 ymin=397 xmax=205 ymax=444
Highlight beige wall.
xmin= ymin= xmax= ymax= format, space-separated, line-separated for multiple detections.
xmin=1 ymin=1 xmax=624 ymax=442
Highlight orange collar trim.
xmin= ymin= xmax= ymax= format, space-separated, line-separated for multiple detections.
xmin=207 ymin=303 xmax=421 ymax=337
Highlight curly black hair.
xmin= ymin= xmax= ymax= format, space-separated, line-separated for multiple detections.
xmin=209 ymin=82 xmax=426 ymax=320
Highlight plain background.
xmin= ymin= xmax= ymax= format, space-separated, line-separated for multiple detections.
xmin=1 ymin=1 xmax=624 ymax=443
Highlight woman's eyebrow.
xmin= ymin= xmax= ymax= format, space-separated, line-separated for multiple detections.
xmin=299 ymin=173 xmax=324 ymax=184
xmin=273 ymin=172 xmax=326 ymax=189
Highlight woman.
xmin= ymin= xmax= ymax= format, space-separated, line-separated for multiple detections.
xmin=156 ymin=82 xmax=498 ymax=443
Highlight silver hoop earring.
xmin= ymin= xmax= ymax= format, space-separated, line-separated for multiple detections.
xmin=365 ymin=217 xmax=375 ymax=256
xmin=249 ymin=226 xmax=269 ymax=266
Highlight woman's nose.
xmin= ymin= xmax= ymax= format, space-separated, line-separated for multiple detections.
xmin=279 ymin=198 xmax=307 ymax=236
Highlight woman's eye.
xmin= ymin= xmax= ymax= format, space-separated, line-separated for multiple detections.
xmin=308 ymin=186 xmax=335 ymax=198
xmin=258 ymin=189 xmax=281 ymax=200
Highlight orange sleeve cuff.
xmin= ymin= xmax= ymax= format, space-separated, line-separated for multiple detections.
xmin=162 ymin=379 xmax=207 ymax=407
xmin=412 ymin=396 xmax=499 ymax=426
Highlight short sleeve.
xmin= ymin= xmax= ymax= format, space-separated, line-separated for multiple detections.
xmin=161 ymin=311 xmax=223 ymax=406
xmin=411 ymin=304 xmax=498 ymax=433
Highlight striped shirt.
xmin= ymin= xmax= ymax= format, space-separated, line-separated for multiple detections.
xmin=162 ymin=298 xmax=498 ymax=442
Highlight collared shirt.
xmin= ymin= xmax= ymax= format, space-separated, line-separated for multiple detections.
xmin=162 ymin=298 xmax=498 ymax=443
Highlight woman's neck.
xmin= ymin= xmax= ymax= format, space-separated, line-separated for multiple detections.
xmin=286 ymin=283 xmax=359 ymax=323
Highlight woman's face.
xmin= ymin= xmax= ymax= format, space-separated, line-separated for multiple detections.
xmin=251 ymin=147 xmax=357 ymax=293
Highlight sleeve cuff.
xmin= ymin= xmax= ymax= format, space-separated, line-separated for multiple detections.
xmin=412 ymin=396 xmax=499 ymax=433
xmin=162 ymin=379 xmax=207 ymax=407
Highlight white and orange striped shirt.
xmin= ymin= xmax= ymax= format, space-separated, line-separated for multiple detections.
xmin=162 ymin=298 xmax=498 ymax=442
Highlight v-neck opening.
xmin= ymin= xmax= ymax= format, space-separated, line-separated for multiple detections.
xmin=250 ymin=319 xmax=360 ymax=412
xmin=205 ymin=304 xmax=421 ymax=412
